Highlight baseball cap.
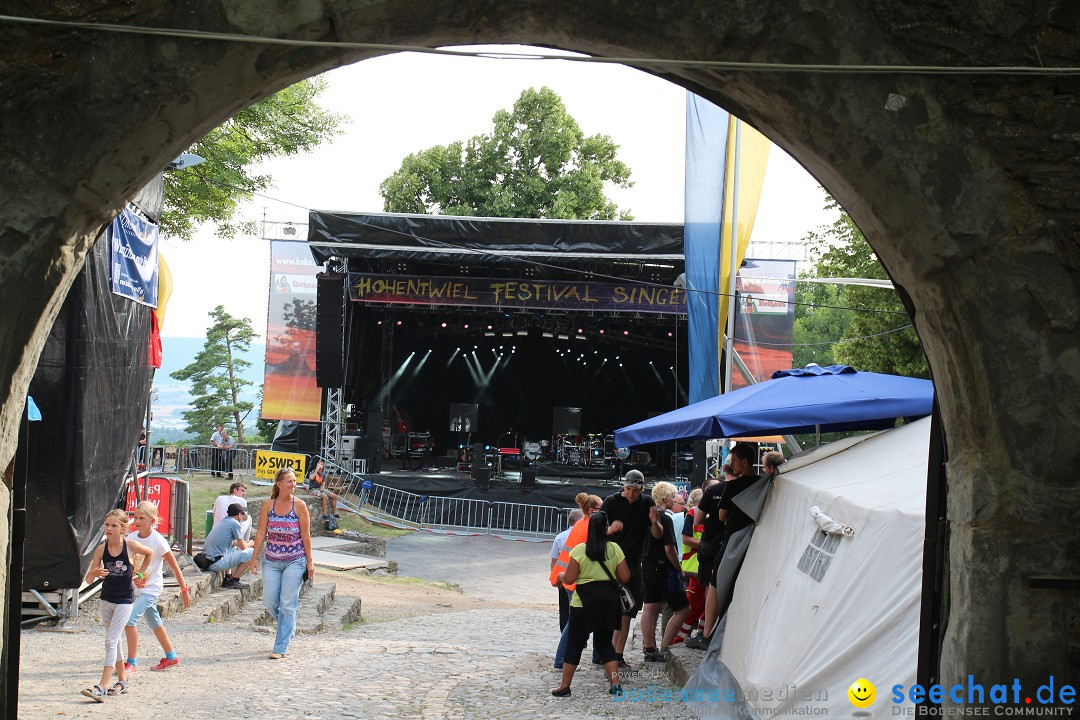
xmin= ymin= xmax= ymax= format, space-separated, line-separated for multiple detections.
xmin=227 ymin=503 xmax=246 ymax=517
xmin=623 ymin=469 xmax=645 ymax=488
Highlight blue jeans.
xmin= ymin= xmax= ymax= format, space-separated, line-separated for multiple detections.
xmin=262 ymin=556 xmax=306 ymax=654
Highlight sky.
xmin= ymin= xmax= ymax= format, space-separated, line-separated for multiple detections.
xmin=159 ymin=46 xmax=836 ymax=340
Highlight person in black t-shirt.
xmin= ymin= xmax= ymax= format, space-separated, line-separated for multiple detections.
xmin=639 ymin=481 xmax=690 ymax=661
xmin=600 ymin=469 xmax=654 ymax=669
xmin=695 ymin=442 xmax=762 ymax=648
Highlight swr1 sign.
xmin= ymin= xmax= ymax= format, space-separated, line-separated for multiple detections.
xmin=254 ymin=450 xmax=307 ymax=481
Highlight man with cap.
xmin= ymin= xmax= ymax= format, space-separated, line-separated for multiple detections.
xmin=201 ymin=503 xmax=256 ymax=588
xmin=600 ymin=469 xmax=655 ymax=669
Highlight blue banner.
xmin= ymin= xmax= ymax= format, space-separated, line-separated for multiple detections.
xmin=684 ymin=94 xmax=730 ymax=403
xmin=109 ymin=205 xmax=159 ymax=307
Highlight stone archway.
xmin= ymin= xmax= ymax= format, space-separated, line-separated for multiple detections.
xmin=2 ymin=2 xmax=1078 ymax=702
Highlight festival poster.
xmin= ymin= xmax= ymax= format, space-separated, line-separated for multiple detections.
xmin=732 ymin=259 xmax=797 ymax=388
xmin=263 ymin=241 xmax=321 ymax=421
xmin=109 ymin=205 xmax=160 ymax=307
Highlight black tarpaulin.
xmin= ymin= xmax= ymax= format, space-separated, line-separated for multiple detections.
xmin=307 ymin=211 xmax=683 ymax=263
xmin=18 ymin=234 xmax=153 ymax=590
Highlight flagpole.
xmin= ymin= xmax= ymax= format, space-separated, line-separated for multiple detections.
xmin=723 ymin=119 xmax=742 ymax=394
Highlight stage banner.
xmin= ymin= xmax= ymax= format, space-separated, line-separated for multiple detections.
xmin=347 ymin=274 xmax=686 ymax=314
xmin=263 ymin=241 xmax=321 ymax=421
xmin=732 ymin=258 xmax=797 ymax=388
xmin=109 ymin=205 xmax=160 ymax=307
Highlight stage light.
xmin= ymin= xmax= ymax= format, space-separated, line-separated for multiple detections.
xmin=474 ymin=345 xmax=478 ymax=349
xmin=516 ymin=330 xmax=528 ymax=336
xmin=396 ymin=320 xmax=403 ymax=326
xmin=377 ymin=320 xmax=383 ymax=325
xmin=577 ymin=328 xmax=583 ymax=333
xmin=649 ymin=361 xmax=653 ymax=365
xmin=464 ymin=324 xmax=469 ymax=329
xmin=542 ymin=332 xmax=554 ymax=338
xmin=502 ymin=332 xmax=514 ymax=337
xmin=623 ymin=330 xmax=629 ymax=336
xmin=484 ymin=332 xmax=495 ymax=337
xmin=487 ymin=325 xmax=493 ymax=330
xmin=575 ymin=335 xmax=586 ymax=340
xmin=668 ymin=332 xmax=673 ymax=337
xmin=619 ymin=362 xmax=624 ymax=367
xmin=557 ymin=334 xmax=569 ymax=340
xmin=599 ymin=329 xmax=605 ymax=335
xmin=441 ymin=322 xmax=447 ymax=328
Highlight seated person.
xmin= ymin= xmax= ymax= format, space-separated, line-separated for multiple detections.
xmin=308 ymin=461 xmax=340 ymax=518
xmin=201 ymin=503 xmax=255 ymax=588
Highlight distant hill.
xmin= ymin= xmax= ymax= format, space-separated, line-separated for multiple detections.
xmin=151 ymin=337 xmax=265 ymax=438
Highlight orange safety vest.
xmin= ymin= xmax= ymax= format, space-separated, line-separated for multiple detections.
xmin=549 ymin=515 xmax=590 ymax=590
xmin=681 ymin=522 xmax=704 ymax=574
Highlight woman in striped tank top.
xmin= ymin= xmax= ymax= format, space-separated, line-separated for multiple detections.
xmin=252 ymin=468 xmax=314 ymax=659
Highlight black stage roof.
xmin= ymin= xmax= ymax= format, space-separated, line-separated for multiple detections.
xmin=307 ymin=210 xmax=683 ymax=264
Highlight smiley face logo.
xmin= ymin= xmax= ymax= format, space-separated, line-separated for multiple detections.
xmin=848 ymin=678 xmax=876 ymax=708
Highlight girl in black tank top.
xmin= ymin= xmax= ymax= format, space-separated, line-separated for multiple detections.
xmin=80 ymin=510 xmax=153 ymax=702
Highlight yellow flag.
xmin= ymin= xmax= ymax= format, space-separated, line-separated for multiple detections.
xmin=717 ymin=120 xmax=771 ymax=363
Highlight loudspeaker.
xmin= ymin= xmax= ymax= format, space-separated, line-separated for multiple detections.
xmin=366 ymin=412 xmax=383 ymax=473
xmin=297 ymin=422 xmax=321 ymax=456
xmin=471 ymin=442 xmax=485 ymax=471
xmin=315 ymin=273 xmax=346 ymax=388
xmin=520 ymin=469 xmax=536 ymax=490
xmin=473 ymin=467 xmax=490 ymax=490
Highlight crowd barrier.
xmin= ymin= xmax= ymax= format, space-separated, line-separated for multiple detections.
xmin=318 ymin=457 xmax=567 ymax=542
xmin=141 ymin=444 xmax=256 ymax=477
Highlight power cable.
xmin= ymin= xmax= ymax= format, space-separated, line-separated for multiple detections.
xmin=2 ymin=14 xmax=1078 ymax=77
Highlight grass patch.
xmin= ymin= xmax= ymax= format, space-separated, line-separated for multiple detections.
xmin=338 ymin=513 xmax=413 ymax=540
xmin=359 ymin=574 xmax=462 ymax=594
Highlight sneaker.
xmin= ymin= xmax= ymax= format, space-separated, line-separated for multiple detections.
xmin=123 ymin=662 xmax=137 ymax=674
xmin=684 ymin=633 xmax=709 ymax=650
xmin=644 ymin=648 xmax=666 ymax=663
xmin=150 ymin=657 xmax=179 ymax=671
xmin=617 ymin=658 xmax=632 ymax=670
xmin=643 ymin=647 xmax=660 ymax=662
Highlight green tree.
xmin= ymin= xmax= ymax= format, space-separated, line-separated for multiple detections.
xmin=254 ymin=389 xmax=278 ymax=443
xmin=379 ymin=87 xmax=634 ymax=219
xmin=795 ymin=197 xmax=929 ymax=377
xmin=170 ymin=306 xmax=256 ymax=441
xmin=162 ymin=78 xmax=345 ymax=240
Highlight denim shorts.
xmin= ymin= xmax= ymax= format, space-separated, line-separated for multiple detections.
xmin=127 ymin=590 xmax=163 ymax=630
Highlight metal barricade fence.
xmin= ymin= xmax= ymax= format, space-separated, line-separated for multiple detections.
xmin=490 ymin=501 xmax=570 ymax=541
xmin=178 ymin=445 xmax=253 ymax=477
xmin=317 ymin=456 xmax=565 ymax=541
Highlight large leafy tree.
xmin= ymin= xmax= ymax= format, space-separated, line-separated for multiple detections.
xmin=170 ymin=306 xmax=256 ymax=441
xmin=794 ymin=197 xmax=929 ymax=378
xmin=380 ymin=87 xmax=634 ymax=219
xmin=162 ymin=78 xmax=344 ymax=240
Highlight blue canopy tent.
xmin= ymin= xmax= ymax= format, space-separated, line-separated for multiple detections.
xmin=613 ymin=365 xmax=933 ymax=447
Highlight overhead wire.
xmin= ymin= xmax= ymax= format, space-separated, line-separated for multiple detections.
xmin=2 ymin=13 xmax=1078 ymax=77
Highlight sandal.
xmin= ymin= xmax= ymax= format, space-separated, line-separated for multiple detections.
xmin=107 ymin=680 xmax=127 ymax=696
xmin=551 ymin=686 xmax=572 ymax=697
xmin=81 ymin=685 xmax=107 ymax=702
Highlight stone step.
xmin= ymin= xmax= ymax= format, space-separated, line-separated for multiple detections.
xmin=323 ymin=594 xmax=363 ymax=631
xmin=253 ymin=581 xmax=334 ymax=635
xmin=201 ymin=575 xmax=264 ymax=625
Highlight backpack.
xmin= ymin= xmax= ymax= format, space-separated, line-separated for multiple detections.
xmin=323 ymin=514 xmax=339 ymax=532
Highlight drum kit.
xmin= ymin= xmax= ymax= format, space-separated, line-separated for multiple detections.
xmin=555 ymin=434 xmax=612 ymax=467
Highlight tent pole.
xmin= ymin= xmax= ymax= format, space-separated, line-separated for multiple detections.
xmin=815 ymin=424 xmax=822 ymax=447
xmin=722 ymin=120 xmax=742 ymax=395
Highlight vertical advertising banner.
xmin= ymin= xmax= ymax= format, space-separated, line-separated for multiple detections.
xmin=109 ymin=205 xmax=160 ymax=307
xmin=732 ymin=259 xmax=797 ymax=388
xmin=263 ymin=241 xmax=321 ymax=421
